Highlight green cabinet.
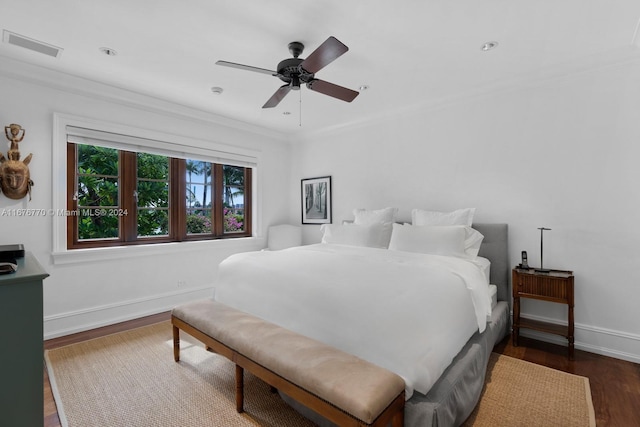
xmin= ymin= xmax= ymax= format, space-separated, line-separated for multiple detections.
xmin=0 ymin=253 xmax=49 ymax=427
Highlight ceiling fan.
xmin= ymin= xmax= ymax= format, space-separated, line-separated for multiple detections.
xmin=216 ymin=36 xmax=359 ymax=108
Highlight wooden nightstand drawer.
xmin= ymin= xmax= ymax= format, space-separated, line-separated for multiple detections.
xmin=514 ymin=271 xmax=573 ymax=302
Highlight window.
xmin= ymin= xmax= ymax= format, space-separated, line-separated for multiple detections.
xmin=184 ymin=161 xmax=249 ymax=236
xmin=66 ymin=143 xmax=252 ymax=249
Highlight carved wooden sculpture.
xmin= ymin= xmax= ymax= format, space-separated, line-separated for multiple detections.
xmin=0 ymin=124 xmax=34 ymax=200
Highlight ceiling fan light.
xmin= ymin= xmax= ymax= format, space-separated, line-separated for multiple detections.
xmin=291 ymin=75 xmax=301 ymax=90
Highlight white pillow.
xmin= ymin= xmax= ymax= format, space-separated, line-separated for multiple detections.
xmin=353 ymin=207 xmax=398 ymax=226
xmin=320 ymin=223 xmax=393 ymax=248
xmin=462 ymin=226 xmax=484 ymax=258
xmin=411 ymin=208 xmax=475 ymax=227
xmin=388 ymin=224 xmax=484 ymax=258
xmin=388 ymin=224 xmax=466 ymax=256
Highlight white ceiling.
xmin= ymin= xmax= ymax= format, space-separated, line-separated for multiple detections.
xmin=2 ymin=0 xmax=640 ymax=136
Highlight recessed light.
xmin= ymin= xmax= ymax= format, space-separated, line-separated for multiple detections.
xmin=210 ymin=86 xmax=224 ymax=95
xmin=481 ymin=41 xmax=498 ymax=51
xmin=99 ymin=47 xmax=117 ymax=56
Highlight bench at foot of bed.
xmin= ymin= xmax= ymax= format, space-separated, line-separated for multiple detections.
xmin=172 ymin=299 xmax=405 ymax=427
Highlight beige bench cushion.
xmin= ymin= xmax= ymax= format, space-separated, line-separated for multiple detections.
xmin=172 ymin=299 xmax=405 ymax=424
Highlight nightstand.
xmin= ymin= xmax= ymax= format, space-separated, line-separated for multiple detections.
xmin=512 ymin=267 xmax=575 ymax=360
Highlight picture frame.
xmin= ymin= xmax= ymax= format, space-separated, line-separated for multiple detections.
xmin=301 ymin=176 xmax=332 ymax=224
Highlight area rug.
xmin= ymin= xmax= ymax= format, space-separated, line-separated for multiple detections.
xmin=462 ymin=352 xmax=596 ymax=427
xmin=46 ymin=321 xmax=596 ymax=427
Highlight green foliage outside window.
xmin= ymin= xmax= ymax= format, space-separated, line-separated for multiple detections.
xmin=186 ymin=159 xmax=212 ymax=234
xmin=77 ymin=145 xmax=120 ymax=240
xmin=186 ymin=213 xmax=211 ymax=234
xmin=70 ymin=143 xmax=251 ymax=247
xmin=223 ymin=165 xmax=245 ymax=233
xmin=137 ymin=153 xmax=169 ymax=237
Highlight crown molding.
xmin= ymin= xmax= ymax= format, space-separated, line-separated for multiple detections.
xmin=290 ymin=46 xmax=640 ymax=143
xmin=0 ymin=54 xmax=288 ymax=142
xmin=3 ymin=46 xmax=639 ymax=145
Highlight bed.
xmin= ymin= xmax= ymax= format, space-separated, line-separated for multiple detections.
xmin=214 ymin=220 xmax=509 ymax=427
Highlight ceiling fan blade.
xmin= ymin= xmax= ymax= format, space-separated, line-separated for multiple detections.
xmin=300 ymin=36 xmax=349 ymax=74
xmin=216 ymin=60 xmax=278 ymax=76
xmin=263 ymin=84 xmax=292 ymax=108
xmin=306 ymin=79 xmax=359 ymax=103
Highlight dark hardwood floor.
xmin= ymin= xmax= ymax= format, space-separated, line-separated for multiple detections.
xmin=44 ymin=315 xmax=640 ymax=427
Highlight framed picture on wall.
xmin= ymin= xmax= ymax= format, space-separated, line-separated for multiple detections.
xmin=301 ymin=176 xmax=332 ymax=224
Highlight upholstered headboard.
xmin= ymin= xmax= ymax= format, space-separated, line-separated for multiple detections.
xmin=472 ymin=223 xmax=509 ymax=303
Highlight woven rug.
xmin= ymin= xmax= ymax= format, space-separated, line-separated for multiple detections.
xmin=462 ymin=352 xmax=596 ymax=427
xmin=46 ymin=321 xmax=596 ymax=427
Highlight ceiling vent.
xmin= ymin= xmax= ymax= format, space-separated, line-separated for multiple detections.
xmin=3 ymin=30 xmax=63 ymax=58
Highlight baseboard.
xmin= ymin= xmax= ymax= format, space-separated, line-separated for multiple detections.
xmin=518 ymin=313 xmax=640 ymax=364
xmin=44 ymin=285 xmax=214 ymax=339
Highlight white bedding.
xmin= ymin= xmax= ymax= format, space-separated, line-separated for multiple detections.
xmin=472 ymin=256 xmax=491 ymax=285
xmin=214 ymin=243 xmax=491 ymax=399
xmin=489 ymin=284 xmax=498 ymax=309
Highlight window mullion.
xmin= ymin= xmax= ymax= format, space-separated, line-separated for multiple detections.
xmin=244 ymin=167 xmax=252 ymax=237
xmin=66 ymin=143 xmax=78 ymax=246
xmin=172 ymin=158 xmax=186 ymax=241
xmin=121 ymin=151 xmax=137 ymax=242
xmin=213 ymin=163 xmax=224 ymax=236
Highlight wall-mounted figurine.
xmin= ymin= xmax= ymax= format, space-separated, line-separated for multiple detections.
xmin=0 ymin=124 xmax=34 ymax=200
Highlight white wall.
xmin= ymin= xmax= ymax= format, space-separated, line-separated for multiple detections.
xmin=0 ymin=59 xmax=292 ymax=338
xmin=3 ymin=53 xmax=639 ymax=362
xmin=290 ymin=57 xmax=640 ymax=363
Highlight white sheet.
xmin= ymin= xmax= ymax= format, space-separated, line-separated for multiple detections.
xmin=215 ymin=243 xmax=491 ymax=399
xmin=489 ymin=284 xmax=498 ymax=309
xmin=472 ymin=256 xmax=491 ymax=285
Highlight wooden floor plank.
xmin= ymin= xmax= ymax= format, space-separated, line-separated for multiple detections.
xmin=43 ymin=314 xmax=640 ymax=426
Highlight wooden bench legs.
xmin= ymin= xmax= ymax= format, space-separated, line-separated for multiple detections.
xmin=172 ymin=318 xmax=405 ymax=426
xmin=172 ymin=325 xmax=180 ymax=362
xmin=229 ymin=364 xmax=404 ymax=426
xmin=174 ymin=323 xmax=245 ymax=414
xmin=236 ymin=365 xmax=244 ymax=413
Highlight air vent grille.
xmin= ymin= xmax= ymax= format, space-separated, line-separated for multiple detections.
xmin=3 ymin=30 xmax=63 ymax=58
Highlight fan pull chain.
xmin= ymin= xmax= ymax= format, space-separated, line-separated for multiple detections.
xmin=299 ymin=89 xmax=302 ymax=127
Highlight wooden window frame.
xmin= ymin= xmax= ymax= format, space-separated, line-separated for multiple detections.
xmin=66 ymin=143 xmax=252 ymax=249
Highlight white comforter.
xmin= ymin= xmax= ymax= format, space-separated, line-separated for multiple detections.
xmin=214 ymin=244 xmax=491 ymax=399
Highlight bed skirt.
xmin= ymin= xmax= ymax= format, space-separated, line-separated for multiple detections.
xmin=281 ymin=300 xmax=510 ymax=427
